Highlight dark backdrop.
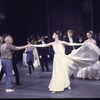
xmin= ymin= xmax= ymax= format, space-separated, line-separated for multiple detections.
xmin=0 ymin=0 xmax=100 ymax=61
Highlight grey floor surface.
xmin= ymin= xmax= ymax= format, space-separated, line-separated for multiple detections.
xmin=0 ymin=62 xmax=100 ymax=99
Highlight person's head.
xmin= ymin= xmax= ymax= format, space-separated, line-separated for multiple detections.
xmin=27 ymin=37 xmax=32 ymax=44
xmin=5 ymin=35 xmax=13 ymax=44
xmin=67 ymin=30 xmax=73 ymax=37
xmin=87 ymin=31 xmax=93 ymax=39
xmin=52 ymin=31 xmax=62 ymax=39
xmin=63 ymin=35 xmax=66 ymax=40
xmin=37 ymin=36 xmax=40 ymax=40
xmin=78 ymin=34 xmax=82 ymax=38
xmin=41 ymin=36 xmax=45 ymax=41
xmin=30 ymin=35 xmax=35 ymax=40
xmin=0 ymin=36 xmax=4 ymax=44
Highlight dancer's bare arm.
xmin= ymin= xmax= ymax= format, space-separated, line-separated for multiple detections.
xmin=62 ymin=41 xmax=83 ymax=46
xmin=31 ymin=42 xmax=53 ymax=47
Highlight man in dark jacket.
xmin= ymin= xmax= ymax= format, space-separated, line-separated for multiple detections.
xmin=37 ymin=35 xmax=50 ymax=72
xmin=63 ymin=30 xmax=77 ymax=55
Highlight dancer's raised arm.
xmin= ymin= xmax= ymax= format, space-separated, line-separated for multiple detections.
xmin=31 ymin=42 xmax=53 ymax=47
xmin=62 ymin=41 xmax=83 ymax=46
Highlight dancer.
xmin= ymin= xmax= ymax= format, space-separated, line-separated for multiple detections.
xmin=23 ymin=36 xmax=40 ymax=68
xmin=25 ymin=37 xmax=35 ymax=75
xmin=30 ymin=35 xmax=40 ymax=67
xmin=31 ymin=31 xmax=100 ymax=93
xmin=0 ymin=35 xmax=31 ymax=92
xmin=77 ymin=31 xmax=100 ymax=79
xmin=31 ymin=31 xmax=82 ymax=93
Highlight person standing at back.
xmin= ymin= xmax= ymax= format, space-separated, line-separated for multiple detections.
xmin=37 ymin=35 xmax=50 ymax=72
xmin=25 ymin=37 xmax=35 ymax=75
xmin=63 ymin=30 xmax=76 ymax=55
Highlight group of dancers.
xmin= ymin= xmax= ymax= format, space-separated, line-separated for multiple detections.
xmin=0 ymin=30 xmax=100 ymax=93
xmin=23 ymin=35 xmax=50 ymax=75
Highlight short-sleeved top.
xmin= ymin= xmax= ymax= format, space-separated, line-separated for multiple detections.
xmin=0 ymin=42 xmax=18 ymax=60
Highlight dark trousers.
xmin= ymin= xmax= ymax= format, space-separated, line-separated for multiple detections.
xmin=40 ymin=57 xmax=50 ymax=71
xmin=12 ymin=60 xmax=20 ymax=85
xmin=0 ymin=59 xmax=20 ymax=85
xmin=1 ymin=59 xmax=13 ymax=89
xmin=27 ymin=61 xmax=35 ymax=74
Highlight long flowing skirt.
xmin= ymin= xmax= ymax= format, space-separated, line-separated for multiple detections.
xmin=49 ymin=53 xmax=70 ymax=92
xmin=67 ymin=43 xmax=100 ymax=77
xmin=77 ymin=60 xmax=100 ymax=79
xmin=49 ymin=43 xmax=100 ymax=92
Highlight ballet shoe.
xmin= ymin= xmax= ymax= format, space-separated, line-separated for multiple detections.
xmin=51 ymin=91 xmax=60 ymax=93
xmin=68 ymin=86 xmax=71 ymax=90
xmin=51 ymin=91 xmax=56 ymax=93
xmin=5 ymin=89 xmax=15 ymax=92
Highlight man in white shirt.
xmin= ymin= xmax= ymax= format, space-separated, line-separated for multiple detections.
xmin=63 ymin=30 xmax=76 ymax=55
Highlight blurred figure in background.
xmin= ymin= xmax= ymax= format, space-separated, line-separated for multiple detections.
xmin=63 ymin=35 xmax=66 ymax=41
xmin=30 ymin=35 xmax=36 ymax=45
xmin=77 ymin=34 xmax=85 ymax=43
xmin=98 ymin=33 xmax=100 ymax=60
xmin=37 ymin=35 xmax=50 ymax=72
xmin=95 ymin=33 xmax=100 ymax=48
xmin=25 ymin=37 xmax=36 ymax=75
xmin=76 ymin=34 xmax=85 ymax=49
xmin=63 ymin=30 xmax=77 ymax=55
xmin=96 ymin=33 xmax=100 ymax=61
xmin=23 ymin=35 xmax=40 ymax=68
xmin=30 ymin=35 xmax=40 ymax=67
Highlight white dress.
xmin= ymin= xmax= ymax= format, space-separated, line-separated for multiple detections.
xmin=48 ymin=44 xmax=70 ymax=92
xmin=77 ymin=60 xmax=100 ymax=79
xmin=23 ymin=47 xmax=40 ymax=67
xmin=48 ymin=43 xmax=100 ymax=92
xmin=77 ymin=41 xmax=100 ymax=79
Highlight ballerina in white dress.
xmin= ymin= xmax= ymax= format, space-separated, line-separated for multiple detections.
xmin=77 ymin=31 xmax=100 ymax=79
xmin=31 ymin=31 xmax=100 ymax=93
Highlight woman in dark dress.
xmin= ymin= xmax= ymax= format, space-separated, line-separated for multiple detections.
xmin=25 ymin=37 xmax=35 ymax=75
